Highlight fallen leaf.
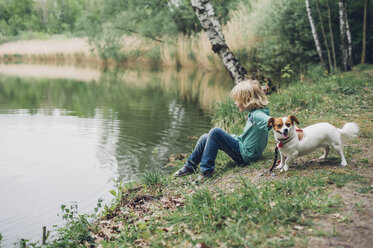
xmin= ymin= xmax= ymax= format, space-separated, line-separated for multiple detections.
xmin=332 ymin=213 xmax=342 ymax=219
xmin=195 ymin=242 xmax=210 ymax=248
xmin=278 ymin=236 xmax=290 ymax=241
xmin=185 ymin=229 xmax=196 ymax=240
xmin=293 ymin=225 xmax=305 ymax=230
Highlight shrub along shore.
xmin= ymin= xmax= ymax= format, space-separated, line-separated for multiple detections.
xmin=12 ymin=65 xmax=372 ymax=247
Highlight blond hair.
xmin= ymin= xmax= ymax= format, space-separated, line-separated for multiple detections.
xmin=231 ymin=80 xmax=268 ymax=111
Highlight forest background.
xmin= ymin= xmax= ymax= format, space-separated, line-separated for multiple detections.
xmin=0 ymin=0 xmax=371 ymax=78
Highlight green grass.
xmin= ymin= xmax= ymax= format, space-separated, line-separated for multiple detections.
xmin=141 ymin=170 xmax=164 ymax=187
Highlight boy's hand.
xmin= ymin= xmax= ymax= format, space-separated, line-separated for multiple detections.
xmin=262 ymin=85 xmax=269 ymax=94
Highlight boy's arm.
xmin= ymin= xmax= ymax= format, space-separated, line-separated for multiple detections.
xmin=254 ymin=112 xmax=271 ymax=130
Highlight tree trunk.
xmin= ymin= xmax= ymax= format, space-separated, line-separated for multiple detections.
xmin=361 ymin=0 xmax=368 ymax=64
xmin=316 ymin=0 xmax=332 ymax=72
xmin=345 ymin=10 xmax=353 ymax=67
xmin=305 ymin=0 xmax=327 ymax=71
xmin=339 ymin=0 xmax=351 ymax=71
xmin=190 ymin=0 xmax=247 ymax=84
xmin=326 ymin=0 xmax=337 ymax=71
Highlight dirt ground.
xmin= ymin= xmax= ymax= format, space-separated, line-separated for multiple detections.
xmin=308 ymin=166 xmax=373 ymax=248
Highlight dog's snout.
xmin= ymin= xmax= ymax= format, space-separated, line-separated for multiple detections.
xmin=283 ymin=128 xmax=288 ymax=133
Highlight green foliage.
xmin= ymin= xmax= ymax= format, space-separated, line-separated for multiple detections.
xmin=0 ymin=0 xmax=34 ymax=35
xmin=50 ymin=200 xmax=103 ymax=247
xmin=142 ymin=170 xmax=163 ymax=187
xmin=109 ymin=180 xmax=125 ymax=204
xmin=0 ymin=0 xmax=84 ymax=36
xmin=247 ymin=0 xmax=373 ymax=77
xmin=250 ymin=0 xmax=316 ymax=77
xmin=0 ymin=0 xmax=243 ymax=39
xmin=281 ymin=64 xmax=294 ymax=79
xmin=103 ymin=179 xmax=127 ymax=218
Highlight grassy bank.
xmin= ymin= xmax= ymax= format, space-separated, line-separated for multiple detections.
xmin=16 ymin=65 xmax=373 ymax=247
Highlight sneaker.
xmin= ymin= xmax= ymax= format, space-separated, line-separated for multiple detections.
xmin=173 ymin=165 xmax=196 ymax=177
xmin=194 ymin=170 xmax=213 ymax=184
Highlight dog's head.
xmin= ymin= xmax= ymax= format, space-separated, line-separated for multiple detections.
xmin=267 ymin=115 xmax=299 ymax=140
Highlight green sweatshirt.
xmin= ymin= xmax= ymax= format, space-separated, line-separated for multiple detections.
xmin=232 ymin=107 xmax=271 ymax=163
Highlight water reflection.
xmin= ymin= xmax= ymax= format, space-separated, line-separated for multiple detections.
xmin=0 ymin=64 xmax=232 ymax=110
xmin=0 ymin=64 xmax=232 ymax=245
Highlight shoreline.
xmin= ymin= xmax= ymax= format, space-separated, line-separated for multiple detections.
xmin=0 ymin=38 xmax=161 ymax=70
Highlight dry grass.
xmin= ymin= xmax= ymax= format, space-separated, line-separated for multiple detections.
xmin=0 ymin=38 xmax=91 ymax=55
xmin=0 ymin=35 xmax=157 ymax=67
xmin=0 ymin=63 xmax=101 ymax=82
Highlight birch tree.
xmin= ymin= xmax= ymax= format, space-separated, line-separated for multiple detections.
xmin=339 ymin=0 xmax=352 ymax=71
xmin=190 ymin=0 xmax=247 ymax=84
xmin=345 ymin=11 xmax=353 ymax=67
xmin=305 ymin=0 xmax=327 ymax=71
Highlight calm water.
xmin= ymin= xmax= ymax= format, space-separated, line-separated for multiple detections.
xmin=0 ymin=64 xmax=232 ymax=246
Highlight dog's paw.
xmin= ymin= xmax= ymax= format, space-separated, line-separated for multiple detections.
xmin=341 ymin=161 xmax=348 ymax=167
xmin=319 ymin=155 xmax=326 ymax=160
xmin=276 ymin=163 xmax=284 ymax=170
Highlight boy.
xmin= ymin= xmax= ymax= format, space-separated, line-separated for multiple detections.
xmin=174 ymin=80 xmax=271 ymax=183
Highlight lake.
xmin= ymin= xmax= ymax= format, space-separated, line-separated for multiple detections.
xmin=0 ymin=64 xmax=232 ymax=246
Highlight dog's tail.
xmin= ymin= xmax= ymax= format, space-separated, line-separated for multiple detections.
xmin=339 ymin=122 xmax=359 ymax=141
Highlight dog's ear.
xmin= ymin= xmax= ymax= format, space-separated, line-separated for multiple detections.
xmin=289 ymin=115 xmax=299 ymax=125
xmin=267 ymin=117 xmax=275 ymax=128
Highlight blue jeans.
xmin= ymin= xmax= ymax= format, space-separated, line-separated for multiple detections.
xmin=185 ymin=127 xmax=245 ymax=174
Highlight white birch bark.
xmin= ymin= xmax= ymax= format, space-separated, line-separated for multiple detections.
xmin=190 ymin=0 xmax=247 ymax=83
xmin=345 ymin=11 xmax=353 ymax=67
xmin=305 ymin=0 xmax=327 ymax=70
xmin=339 ymin=0 xmax=350 ymax=71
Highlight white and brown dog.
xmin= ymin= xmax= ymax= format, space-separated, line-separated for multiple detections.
xmin=267 ymin=115 xmax=359 ymax=172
